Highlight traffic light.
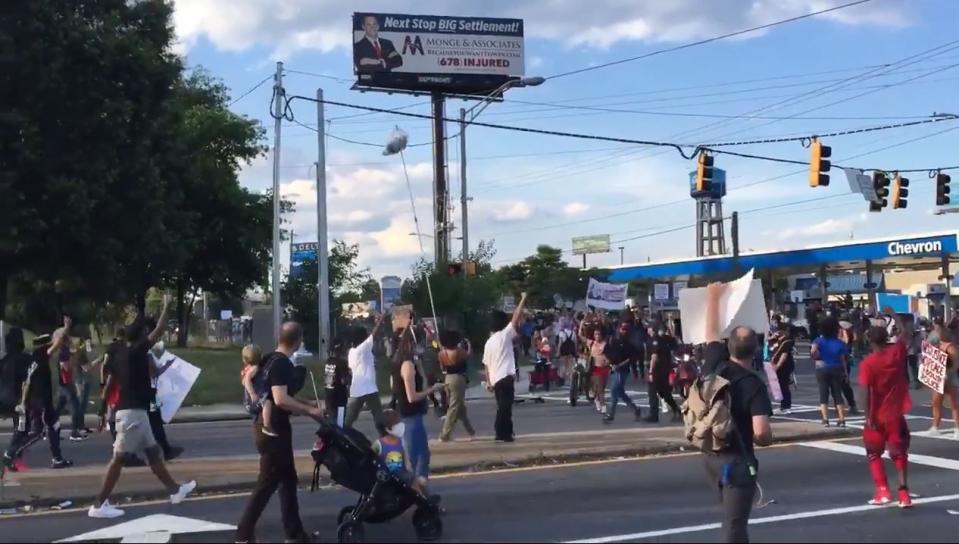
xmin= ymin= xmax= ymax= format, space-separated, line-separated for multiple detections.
xmin=892 ymin=174 xmax=909 ymax=209
xmin=808 ymin=139 xmax=832 ymax=187
xmin=937 ymin=173 xmax=952 ymax=206
xmin=869 ymin=172 xmax=890 ymax=212
xmin=695 ymin=152 xmax=714 ymax=193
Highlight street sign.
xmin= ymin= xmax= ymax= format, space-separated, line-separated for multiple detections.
xmin=843 ymin=168 xmax=876 ymax=201
xmin=572 ymin=234 xmax=611 ymax=255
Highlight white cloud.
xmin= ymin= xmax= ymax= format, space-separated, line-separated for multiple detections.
xmin=563 ymin=202 xmax=590 ymax=216
xmin=490 ymin=201 xmax=534 ymax=222
xmin=172 ymin=0 xmax=912 ymax=57
xmin=777 ymin=212 xmax=868 ymax=240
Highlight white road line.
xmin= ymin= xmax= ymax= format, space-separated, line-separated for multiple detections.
xmin=802 ymin=440 xmax=959 ymax=471
xmin=565 ymin=492 xmax=959 ymax=543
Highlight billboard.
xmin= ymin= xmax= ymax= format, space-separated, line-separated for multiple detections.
xmin=381 ymin=275 xmax=403 ymax=311
xmin=352 ymin=12 xmax=524 ymax=95
xmin=572 ymin=235 xmax=611 ymax=256
xmin=290 ymin=242 xmax=318 ymax=278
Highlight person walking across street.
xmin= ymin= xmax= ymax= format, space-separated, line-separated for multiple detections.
xmin=88 ymin=297 xmax=196 ymax=519
xmin=838 ymin=318 xmax=859 ymax=415
xmin=811 ymin=316 xmax=850 ymax=427
xmin=391 ymin=313 xmax=445 ymax=494
xmin=589 ymin=328 xmax=610 ymax=414
xmin=699 ymin=282 xmax=773 ymax=544
xmin=928 ymin=320 xmax=959 ymax=438
xmin=769 ymin=323 xmax=795 ymax=414
xmin=603 ymin=321 xmax=642 ymax=423
xmin=345 ymin=314 xmax=386 ymax=429
xmin=54 ymin=316 xmax=87 ymax=442
xmin=2 ymin=329 xmax=74 ymax=472
xmin=483 ymin=293 xmax=528 ymax=443
xmin=645 ymin=327 xmax=681 ymax=423
xmin=859 ymin=309 xmax=914 ymax=508
xmin=236 ymin=321 xmax=324 ymax=543
xmin=438 ymin=330 xmax=475 ymax=442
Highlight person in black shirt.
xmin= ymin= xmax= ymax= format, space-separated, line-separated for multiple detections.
xmin=645 ymin=328 xmax=681 ymax=423
xmin=2 ymin=330 xmax=73 ymax=471
xmin=324 ymin=337 xmax=351 ymax=427
xmin=603 ymin=321 xmax=642 ymax=423
xmin=236 ymin=321 xmax=325 ymax=544
xmin=90 ymin=298 xmax=196 ymax=520
xmin=700 ymin=282 xmax=773 ymax=544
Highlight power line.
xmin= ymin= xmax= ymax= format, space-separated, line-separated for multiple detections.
xmin=284 ymin=69 xmax=352 ymax=84
xmin=545 ymin=0 xmax=873 ymax=80
xmin=229 ymin=74 xmax=272 ymax=107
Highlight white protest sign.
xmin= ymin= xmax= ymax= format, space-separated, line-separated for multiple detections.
xmin=678 ymin=269 xmax=769 ymax=345
xmin=919 ymin=342 xmax=949 ymax=395
xmin=154 ymin=351 xmax=202 ymax=423
xmin=586 ymin=278 xmax=628 ymax=311
xmin=653 ymin=283 xmax=670 ymax=301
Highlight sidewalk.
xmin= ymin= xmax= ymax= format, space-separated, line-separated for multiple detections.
xmin=0 ymin=421 xmax=853 ymax=510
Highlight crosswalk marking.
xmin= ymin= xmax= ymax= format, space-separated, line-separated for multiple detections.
xmin=802 ymin=440 xmax=959 ymax=471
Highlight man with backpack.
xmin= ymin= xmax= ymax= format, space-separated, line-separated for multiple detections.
xmin=3 ymin=330 xmax=74 ymax=472
xmin=684 ymin=282 xmax=772 ymax=543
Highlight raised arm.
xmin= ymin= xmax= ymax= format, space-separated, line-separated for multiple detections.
xmin=511 ymin=292 xmax=529 ymax=332
xmin=147 ymin=296 xmax=171 ymax=345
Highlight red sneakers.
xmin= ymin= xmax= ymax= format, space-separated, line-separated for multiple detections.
xmin=868 ymin=487 xmax=893 ymax=505
xmin=898 ymin=487 xmax=913 ymax=509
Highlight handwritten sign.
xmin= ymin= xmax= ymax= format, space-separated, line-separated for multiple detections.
xmin=919 ymin=342 xmax=949 ymax=395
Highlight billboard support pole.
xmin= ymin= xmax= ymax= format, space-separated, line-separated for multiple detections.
xmin=431 ymin=92 xmax=449 ymax=269
xmin=460 ymin=107 xmax=469 ymax=263
xmin=316 ymin=88 xmax=330 ymax=362
xmin=271 ymin=61 xmax=284 ymax=345
xmin=583 ymin=254 xmax=587 ymax=270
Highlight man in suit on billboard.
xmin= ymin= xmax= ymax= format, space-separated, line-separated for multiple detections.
xmin=354 ymin=15 xmax=403 ymax=73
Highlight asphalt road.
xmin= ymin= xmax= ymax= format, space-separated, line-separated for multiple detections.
xmin=5 ymin=347 xmax=953 ymax=470
xmin=7 ymin=430 xmax=959 ymax=543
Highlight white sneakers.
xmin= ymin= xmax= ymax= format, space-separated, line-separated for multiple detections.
xmin=88 ymin=481 xmax=197 ymax=519
xmin=927 ymin=425 xmax=940 ymax=435
xmin=88 ymin=500 xmax=125 ymax=519
xmin=170 ymin=480 xmax=197 ymax=505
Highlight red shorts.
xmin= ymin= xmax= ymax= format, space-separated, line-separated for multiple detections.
xmin=863 ymin=417 xmax=910 ymax=459
xmin=592 ymin=366 xmax=610 ymax=379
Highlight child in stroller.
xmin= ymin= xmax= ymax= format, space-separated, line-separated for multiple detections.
xmin=311 ymin=413 xmax=442 ymax=543
xmin=528 ymin=330 xmax=560 ymax=391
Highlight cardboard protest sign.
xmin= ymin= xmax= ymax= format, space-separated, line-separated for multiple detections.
xmin=678 ymin=269 xmax=769 ymax=345
xmin=154 ymin=351 xmax=201 ymax=423
xmin=919 ymin=342 xmax=949 ymax=395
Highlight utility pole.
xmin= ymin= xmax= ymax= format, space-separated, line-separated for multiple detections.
xmin=316 ymin=89 xmax=330 ymax=361
xmin=271 ymin=61 xmax=284 ymax=344
xmin=618 ymin=246 xmax=624 ymax=265
xmin=431 ymin=92 xmax=449 ymax=269
xmin=459 ymin=107 xmax=469 ymax=263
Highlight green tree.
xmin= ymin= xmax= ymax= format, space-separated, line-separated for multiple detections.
xmin=1 ymin=0 xmax=183 ymax=319
xmin=160 ymin=70 xmax=269 ymax=347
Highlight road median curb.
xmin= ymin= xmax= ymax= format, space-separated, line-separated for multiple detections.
xmin=0 ymin=424 xmax=854 ymax=513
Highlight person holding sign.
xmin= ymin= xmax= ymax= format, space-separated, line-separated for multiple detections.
xmin=858 ymin=310 xmax=913 ymax=508
xmin=928 ymin=321 xmax=959 ymax=438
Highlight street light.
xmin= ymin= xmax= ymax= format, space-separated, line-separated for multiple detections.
xmin=459 ymin=76 xmax=544 ymax=262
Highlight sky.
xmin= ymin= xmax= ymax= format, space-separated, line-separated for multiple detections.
xmin=173 ymin=0 xmax=959 ymax=281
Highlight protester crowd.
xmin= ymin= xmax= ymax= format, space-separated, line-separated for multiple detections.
xmin=1 ymin=287 xmax=958 ymax=544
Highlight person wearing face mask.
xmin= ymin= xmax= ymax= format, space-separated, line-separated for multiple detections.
xmin=372 ymin=409 xmax=428 ymax=494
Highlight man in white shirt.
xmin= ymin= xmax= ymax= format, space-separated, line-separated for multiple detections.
xmin=345 ymin=314 xmax=386 ymax=429
xmin=483 ymin=293 xmax=528 ymax=443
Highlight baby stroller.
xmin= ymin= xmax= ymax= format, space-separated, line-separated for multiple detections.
xmin=528 ymin=354 xmax=561 ymax=392
xmin=567 ymin=357 xmax=595 ymax=406
xmin=311 ymin=422 xmax=443 ymax=543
